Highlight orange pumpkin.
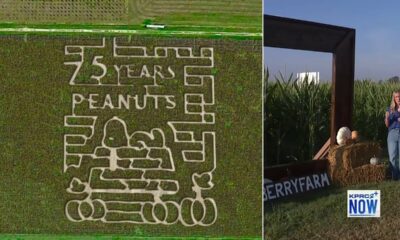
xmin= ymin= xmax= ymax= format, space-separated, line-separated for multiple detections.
xmin=351 ymin=131 xmax=359 ymax=141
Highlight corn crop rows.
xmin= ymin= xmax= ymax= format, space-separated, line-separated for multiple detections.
xmin=265 ymin=70 xmax=399 ymax=166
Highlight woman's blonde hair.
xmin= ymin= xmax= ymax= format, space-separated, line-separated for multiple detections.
xmin=390 ymin=90 xmax=400 ymax=112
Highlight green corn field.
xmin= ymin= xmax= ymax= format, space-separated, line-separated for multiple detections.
xmin=265 ymin=69 xmax=400 ymax=166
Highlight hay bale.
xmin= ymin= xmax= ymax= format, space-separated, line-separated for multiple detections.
xmin=342 ymin=142 xmax=381 ymax=170
xmin=332 ymin=164 xmax=386 ymax=186
xmin=327 ymin=142 xmax=384 ymax=186
xmin=327 ymin=144 xmax=346 ymax=181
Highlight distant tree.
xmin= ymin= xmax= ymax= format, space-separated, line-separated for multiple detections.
xmin=387 ymin=76 xmax=400 ymax=83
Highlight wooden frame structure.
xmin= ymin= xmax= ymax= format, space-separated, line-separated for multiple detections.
xmin=264 ymin=14 xmax=355 ymax=148
xmin=264 ymin=15 xmax=356 ymax=181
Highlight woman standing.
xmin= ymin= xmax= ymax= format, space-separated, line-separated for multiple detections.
xmin=385 ymin=90 xmax=400 ymax=180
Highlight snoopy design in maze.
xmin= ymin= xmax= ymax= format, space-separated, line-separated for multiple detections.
xmin=64 ymin=38 xmax=217 ymax=226
xmin=65 ymin=116 xmax=217 ymax=226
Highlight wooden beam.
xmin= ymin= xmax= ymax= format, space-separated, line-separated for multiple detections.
xmin=313 ymin=138 xmax=330 ymax=160
xmin=264 ymin=160 xmax=328 ymax=181
xmin=331 ymin=30 xmax=356 ymax=145
xmin=264 ymin=15 xmax=352 ymax=53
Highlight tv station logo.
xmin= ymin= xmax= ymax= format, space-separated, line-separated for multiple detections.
xmin=347 ymin=190 xmax=380 ymax=218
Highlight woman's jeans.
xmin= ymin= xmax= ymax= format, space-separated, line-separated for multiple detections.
xmin=388 ymin=128 xmax=400 ymax=180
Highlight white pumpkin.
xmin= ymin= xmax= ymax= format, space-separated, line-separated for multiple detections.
xmin=336 ymin=127 xmax=351 ymax=145
xmin=370 ymin=157 xmax=379 ymax=165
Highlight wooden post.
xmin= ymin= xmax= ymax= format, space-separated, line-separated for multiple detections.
xmin=331 ymin=31 xmax=356 ymax=145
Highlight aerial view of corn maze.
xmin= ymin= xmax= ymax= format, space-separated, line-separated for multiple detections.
xmin=0 ymin=1 xmax=262 ymax=239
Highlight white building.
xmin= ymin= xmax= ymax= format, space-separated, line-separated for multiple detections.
xmin=296 ymin=72 xmax=320 ymax=85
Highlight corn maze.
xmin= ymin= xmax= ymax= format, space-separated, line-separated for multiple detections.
xmin=0 ymin=35 xmax=262 ymax=237
xmin=0 ymin=0 xmax=262 ymax=238
xmin=63 ymin=37 xmax=217 ymax=226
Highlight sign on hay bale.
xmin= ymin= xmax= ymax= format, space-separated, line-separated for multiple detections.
xmin=328 ymin=142 xmax=386 ymax=186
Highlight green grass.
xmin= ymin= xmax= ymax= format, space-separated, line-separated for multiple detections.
xmin=154 ymin=13 xmax=261 ymax=33
xmin=265 ymin=180 xmax=400 ymax=240
xmin=127 ymin=0 xmax=261 ymax=32
xmin=0 ymin=0 xmax=262 ymax=38
xmin=0 ymin=22 xmax=261 ymax=40
xmin=0 ymin=236 xmax=260 ymax=240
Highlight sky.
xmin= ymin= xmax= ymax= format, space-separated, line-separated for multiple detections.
xmin=264 ymin=0 xmax=400 ymax=81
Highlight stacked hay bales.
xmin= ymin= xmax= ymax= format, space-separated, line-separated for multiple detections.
xmin=327 ymin=142 xmax=386 ymax=186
